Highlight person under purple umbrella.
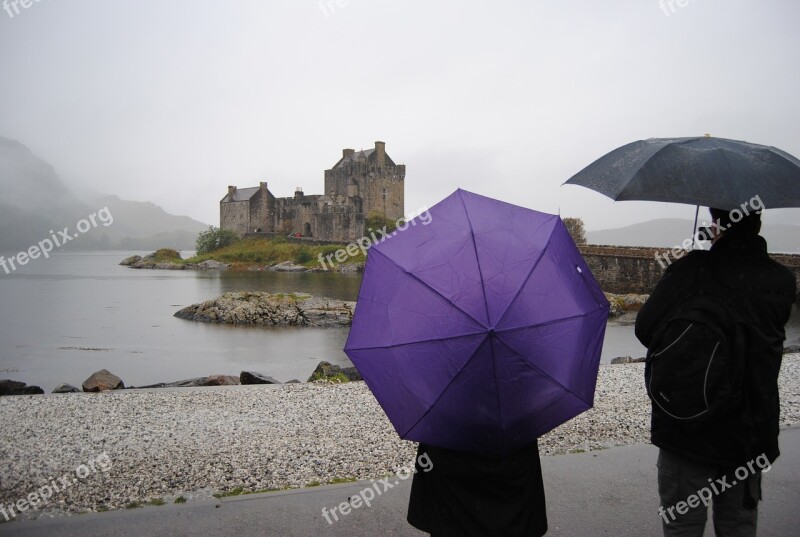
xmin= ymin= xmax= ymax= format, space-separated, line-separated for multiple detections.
xmin=344 ymin=189 xmax=609 ymax=536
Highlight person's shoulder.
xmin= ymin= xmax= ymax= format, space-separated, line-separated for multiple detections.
xmin=766 ymin=255 xmax=796 ymax=277
xmin=765 ymin=257 xmax=798 ymax=296
xmin=663 ymin=249 xmax=709 ymax=275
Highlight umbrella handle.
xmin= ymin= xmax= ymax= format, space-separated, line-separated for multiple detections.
xmin=691 ymin=205 xmax=700 ymax=249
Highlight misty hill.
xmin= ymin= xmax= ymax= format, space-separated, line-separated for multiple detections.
xmin=588 ymin=218 xmax=800 ymax=254
xmin=0 ymin=136 xmax=209 ymax=251
xmin=85 ymin=195 xmax=208 ymax=250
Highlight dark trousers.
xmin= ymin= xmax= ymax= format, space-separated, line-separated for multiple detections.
xmin=657 ymin=449 xmax=761 ymax=537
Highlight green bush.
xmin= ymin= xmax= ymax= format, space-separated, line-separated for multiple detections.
xmin=196 ymin=226 xmax=240 ymax=255
xmin=296 ymin=247 xmax=313 ymax=264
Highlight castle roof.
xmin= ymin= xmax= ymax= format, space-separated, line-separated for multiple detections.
xmin=222 ymin=187 xmax=259 ymax=203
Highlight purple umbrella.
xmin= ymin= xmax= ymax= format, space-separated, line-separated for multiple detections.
xmin=344 ymin=189 xmax=609 ymax=456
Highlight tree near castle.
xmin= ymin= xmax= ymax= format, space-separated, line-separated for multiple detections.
xmin=196 ymin=226 xmax=239 ymax=255
xmin=562 ymin=217 xmax=587 ymax=245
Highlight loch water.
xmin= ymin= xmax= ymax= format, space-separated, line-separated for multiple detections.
xmin=0 ymin=251 xmax=797 ymax=392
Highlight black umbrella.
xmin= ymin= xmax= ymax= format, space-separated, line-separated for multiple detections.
xmin=564 ymin=136 xmax=800 ymax=211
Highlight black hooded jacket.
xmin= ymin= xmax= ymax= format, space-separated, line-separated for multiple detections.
xmin=635 ymin=233 xmax=796 ymax=466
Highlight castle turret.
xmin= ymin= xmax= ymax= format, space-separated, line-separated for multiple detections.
xmin=324 ymin=140 xmax=404 ymax=222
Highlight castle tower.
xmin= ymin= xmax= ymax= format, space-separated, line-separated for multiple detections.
xmin=324 ymin=141 xmax=405 ymax=221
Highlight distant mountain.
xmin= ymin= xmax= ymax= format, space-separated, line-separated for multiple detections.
xmin=0 ymin=137 xmax=89 ymax=251
xmin=0 ymin=136 xmax=209 ymax=251
xmin=588 ymin=218 xmax=800 ymax=254
xmin=83 ymin=195 xmax=208 ymax=250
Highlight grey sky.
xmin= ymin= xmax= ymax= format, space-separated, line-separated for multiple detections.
xmin=1 ymin=0 xmax=798 ymax=230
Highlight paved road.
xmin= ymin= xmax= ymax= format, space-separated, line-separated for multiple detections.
xmin=3 ymin=426 xmax=798 ymax=536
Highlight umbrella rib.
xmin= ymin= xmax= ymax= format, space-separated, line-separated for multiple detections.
xmin=457 ymin=190 xmax=492 ymax=327
xmin=404 ymin=334 xmax=491 ymax=439
xmin=493 ymin=335 xmax=594 ymax=408
xmin=494 ymin=304 xmax=608 ymax=335
xmin=611 ymin=139 xmax=684 ymax=201
xmin=344 ymin=330 xmax=488 ymax=352
xmin=369 ymin=247 xmax=487 ymax=330
xmin=492 ymin=224 xmax=556 ymax=330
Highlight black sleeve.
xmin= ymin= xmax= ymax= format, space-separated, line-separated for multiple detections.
xmin=634 ymin=252 xmax=705 ymax=348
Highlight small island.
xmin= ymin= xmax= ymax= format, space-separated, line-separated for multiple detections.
xmin=174 ymin=291 xmax=355 ymax=327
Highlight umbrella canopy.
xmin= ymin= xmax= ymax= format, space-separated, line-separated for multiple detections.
xmin=344 ymin=189 xmax=609 ymax=457
xmin=564 ymin=137 xmax=800 ymax=210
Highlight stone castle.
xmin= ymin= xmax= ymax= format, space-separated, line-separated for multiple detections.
xmin=220 ymin=141 xmax=405 ymax=242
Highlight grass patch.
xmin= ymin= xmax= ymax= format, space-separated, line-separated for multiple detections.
xmin=309 ymin=372 xmax=351 ymax=384
xmin=182 ymin=237 xmax=365 ymax=269
xmin=213 ymin=487 xmax=245 ymax=499
xmin=148 ymin=498 xmax=166 ymax=506
xmin=174 ymin=496 xmax=187 ymax=504
xmin=125 ymin=501 xmax=143 ymax=509
xmin=213 ymin=486 xmax=292 ymax=498
xmin=306 ymin=481 xmax=321 ymax=487
xmin=150 ymin=249 xmax=183 ymax=262
xmin=329 ymin=477 xmax=357 ymax=484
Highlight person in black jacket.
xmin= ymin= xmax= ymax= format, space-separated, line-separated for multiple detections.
xmin=635 ymin=207 xmax=796 ymax=536
xmin=407 ymin=441 xmax=547 ymax=537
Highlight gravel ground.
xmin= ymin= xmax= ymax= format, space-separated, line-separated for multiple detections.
xmin=1 ymin=355 xmax=798 ymax=519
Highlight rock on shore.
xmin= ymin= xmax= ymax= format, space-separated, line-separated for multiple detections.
xmin=0 ymin=379 xmax=44 ymax=396
xmin=82 ymin=369 xmax=125 ymax=392
xmin=174 ymin=292 xmax=355 ymax=327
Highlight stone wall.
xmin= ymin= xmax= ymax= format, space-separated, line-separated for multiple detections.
xmin=361 ymin=170 xmax=404 ymax=222
xmin=270 ymin=194 xmax=364 ymax=242
xmin=220 ymin=200 xmax=251 ymax=236
xmin=248 ymin=183 xmax=272 ymax=233
xmin=579 ymin=244 xmax=800 ymax=297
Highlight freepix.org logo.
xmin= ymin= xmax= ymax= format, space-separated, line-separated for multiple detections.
xmin=3 ymin=0 xmax=50 ymax=19
xmin=0 ymin=207 xmax=114 ymax=275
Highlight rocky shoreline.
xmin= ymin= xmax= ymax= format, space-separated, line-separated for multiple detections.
xmin=0 ymin=362 xmax=360 ymax=397
xmin=174 ymin=292 xmax=355 ymax=327
xmin=1 ymin=354 xmax=798 ymax=520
